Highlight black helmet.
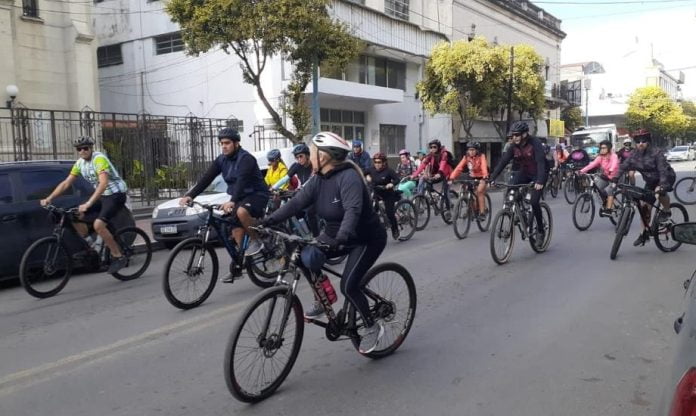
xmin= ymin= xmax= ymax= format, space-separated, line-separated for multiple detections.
xmin=218 ymin=127 xmax=241 ymax=141
xmin=428 ymin=139 xmax=441 ymax=149
xmin=292 ymin=143 xmax=310 ymax=156
xmin=266 ymin=149 xmax=281 ymax=162
xmin=599 ymin=139 xmax=612 ymax=150
xmin=508 ymin=121 xmax=529 ymax=136
xmin=73 ymin=136 xmax=94 ymax=148
xmin=467 ymin=141 xmax=480 ymax=150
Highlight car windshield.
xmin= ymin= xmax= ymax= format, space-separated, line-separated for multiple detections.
xmin=672 ymin=146 xmax=689 ymax=152
xmin=203 ymin=175 xmax=227 ymax=193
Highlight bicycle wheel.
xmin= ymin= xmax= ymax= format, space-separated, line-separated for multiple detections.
xmin=412 ymin=195 xmax=430 ymax=230
xmin=19 ymin=236 xmax=72 ymax=299
xmin=348 ymin=262 xmax=417 ymax=359
xmin=550 ymin=175 xmax=559 ymax=198
xmin=476 ymin=193 xmax=493 ymax=232
xmin=530 ymin=202 xmax=553 ymax=253
xmin=440 ymin=190 xmax=458 ymax=225
xmin=610 ymin=206 xmax=633 ymax=260
xmin=224 ymin=286 xmax=304 ymax=402
xmin=394 ymin=199 xmax=417 ymax=241
xmin=452 ymin=196 xmax=472 ymax=239
xmin=490 ymin=210 xmax=515 ymax=265
xmin=674 ymin=177 xmax=696 ymax=205
xmin=654 ymin=203 xmax=689 ymax=252
xmin=564 ymin=176 xmax=577 ymax=204
xmin=247 ymin=232 xmax=285 ymax=288
xmin=111 ymin=227 xmax=152 ymax=281
xmin=572 ymin=192 xmax=595 ymax=231
xmin=162 ymin=237 xmax=219 ymax=310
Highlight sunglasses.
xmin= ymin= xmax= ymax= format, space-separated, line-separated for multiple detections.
xmin=511 ymin=133 xmax=522 ymax=138
xmin=76 ymin=146 xmax=90 ymax=152
xmin=634 ymin=138 xmax=649 ymax=144
xmin=429 ymin=146 xmax=439 ymax=149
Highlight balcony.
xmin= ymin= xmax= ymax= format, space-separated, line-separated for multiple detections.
xmin=306 ymin=78 xmax=404 ymax=105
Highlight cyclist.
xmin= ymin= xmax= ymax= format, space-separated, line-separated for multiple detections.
xmin=347 ymin=139 xmax=372 ymax=172
xmin=41 ymin=136 xmax=129 ymax=274
xmin=396 ymin=149 xmax=417 ymax=198
xmin=449 ymin=141 xmax=489 ymax=220
xmin=264 ymin=149 xmax=289 ymax=190
xmin=567 ymin=145 xmax=591 ymax=168
xmin=553 ymin=144 xmax=568 ymax=170
xmin=414 ymin=149 xmax=426 ymax=168
xmin=366 ymin=152 xmax=402 ymax=240
xmin=616 ymin=137 xmax=636 ymax=185
xmin=272 ymin=143 xmax=313 ymax=190
xmin=489 ymin=121 xmax=548 ymax=244
xmin=579 ymin=139 xmax=619 ymax=216
xmin=615 ymin=129 xmax=676 ymax=247
xmin=180 ymin=128 xmax=269 ymax=282
xmin=410 ymin=139 xmax=454 ymax=208
xmin=261 ymin=131 xmax=387 ymax=354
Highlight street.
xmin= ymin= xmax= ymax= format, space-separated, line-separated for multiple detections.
xmin=1 ymin=165 xmax=696 ymax=416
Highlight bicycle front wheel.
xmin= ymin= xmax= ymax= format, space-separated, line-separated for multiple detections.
xmin=572 ymin=192 xmax=595 ymax=231
xmin=550 ymin=175 xmax=560 ymax=198
xmin=610 ymin=206 xmax=633 ymax=260
xmin=394 ymin=199 xmax=417 ymax=241
xmin=440 ymin=190 xmax=458 ymax=225
xmin=452 ymin=196 xmax=472 ymax=239
xmin=564 ymin=176 xmax=577 ymax=204
xmin=412 ymin=195 xmax=430 ymax=230
xmin=224 ymin=286 xmax=304 ymax=402
xmin=19 ymin=236 xmax=72 ymax=299
xmin=162 ymin=237 xmax=219 ymax=310
xmin=490 ymin=210 xmax=515 ymax=265
xmin=111 ymin=227 xmax=152 ymax=281
xmin=247 ymin=231 xmax=285 ymax=288
xmin=530 ymin=202 xmax=553 ymax=253
xmin=674 ymin=177 xmax=696 ymax=205
xmin=476 ymin=193 xmax=493 ymax=232
xmin=654 ymin=203 xmax=689 ymax=252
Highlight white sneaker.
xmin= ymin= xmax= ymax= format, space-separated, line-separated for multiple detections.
xmin=245 ymin=239 xmax=264 ymax=256
xmin=358 ymin=321 xmax=385 ymax=354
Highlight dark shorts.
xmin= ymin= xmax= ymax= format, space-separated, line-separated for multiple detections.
xmin=230 ymin=193 xmax=269 ymax=228
xmin=644 ymin=174 xmax=676 ymax=195
xmin=83 ymin=192 xmax=127 ymax=224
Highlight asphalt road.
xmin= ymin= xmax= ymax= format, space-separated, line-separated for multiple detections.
xmin=1 ymin=162 xmax=696 ymax=416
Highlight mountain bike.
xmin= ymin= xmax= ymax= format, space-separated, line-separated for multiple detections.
xmin=489 ymin=183 xmax=553 ymax=265
xmin=161 ymin=201 xmax=285 ymax=310
xmin=412 ymin=178 xmax=458 ymax=230
xmin=223 ymin=226 xmax=416 ymax=402
xmin=563 ymin=163 xmax=589 ymax=204
xmin=544 ymin=167 xmax=561 ymax=199
xmin=571 ymin=173 xmax=624 ymax=231
xmin=610 ymin=183 xmax=689 ymax=260
xmin=19 ymin=204 xmax=152 ymax=298
xmin=674 ymin=172 xmax=696 ymax=205
xmin=372 ymin=185 xmax=417 ymax=241
xmin=452 ymin=179 xmax=492 ymax=239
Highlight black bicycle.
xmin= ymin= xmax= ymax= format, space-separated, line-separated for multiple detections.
xmin=544 ymin=167 xmax=561 ymax=199
xmin=19 ymin=204 xmax=152 ymax=298
xmin=372 ymin=185 xmax=417 ymax=241
xmin=412 ymin=178 xmax=458 ymax=229
xmin=610 ymin=183 xmax=689 ymax=260
xmin=571 ymin=173 xmax=624 ymax=231
xmin=223 ymin=226 xmax=416 ymax=402
xmin=674 ymin=171 xmax=696 ymax=205
xmin=489 ymin=183 xmax=553 ymax=265
xmin=452 ymin=179 xmax=492 ymax=239
xmin=563 ymin=163 xmax=589 ymax=204
xmin=161 ymin=201 xmax=285 ymax=310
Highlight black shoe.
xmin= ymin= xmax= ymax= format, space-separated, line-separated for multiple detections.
xmin=633 ymin=231 xmax=649 ymax=247
xmin=391 ymin=228 xmax=400 ymax=240
xmin=107 ymin=256 xmax=128 ymax=274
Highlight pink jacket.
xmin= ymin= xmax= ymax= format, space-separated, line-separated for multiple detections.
xmin=412 ymin=147 xmax=453 ymax=179
xmin=580 ymin=152 xmax=619 ymax=179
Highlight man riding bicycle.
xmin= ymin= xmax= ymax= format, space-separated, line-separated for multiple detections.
xmin=261 ymin=131 xmax=388 ymax=354
xmin=410 ymin=139 xmax=454 ymax=208
xmin=40 ymin=136 xmax=129 ymax=274
xmin=490 ymin=121 xmax=548 ymax=244
xmin=366 ymin=152 xmax=402 ymax=240
xmin=616 ymin=137 xmax=636 ymax=185
xmin=449 ymin=141 xmax=489 ymax=220
xmin=615 ymin=128 xmax=676 ymax=247
xmin=180 ymin=128 xmax=269 ymax=282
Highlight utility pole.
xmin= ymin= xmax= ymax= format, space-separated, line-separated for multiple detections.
xmin=311 ymin=55 xmax=320 ymax=136
xmin=140 ymin=71 xmax=146 ymax=114
xmin=505 ymin=46 xmax=514 ymax=135
xmin=584 ymin=78 xmax=591 ymax=127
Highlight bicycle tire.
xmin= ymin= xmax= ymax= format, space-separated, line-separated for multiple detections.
xmin=111 ymin=227 xmax=152 ymax=281
xmin=348 ymin=262 xmax=417 ymax=359
xmin=224 ymin=286 xmax=304 ymax=402
xmin=564 ymin=176 xmax=577 ymax=204
xmin=440 ymin=190 xmax=458 ymax=225
xmin=452 ymin=195 xmax=472 ymax=239
xmin=19 ymin=236 xmax=72 ymax=299
xmin=490 ymin=210 xmax=515 ymax=265
xmin=412 ymin=195 xmax=430 ymax=230
xmin=572 ymin=192 xmax=595 ymax=231
xmin=550 ymin=174 xmax=559 ymax=198
xmin=610 ymin=206 xmax=633 ymax=260
xmin=674 ymin=176 xmax=696 ymax=205
xmin=530 ymin=202 xmax=553 ymax=253
xmin=162 ymin=237 xmax=219 ymax=310
xmin=246 ymin=232 xmax=285 ymax=288
xmin=654 ymin=203 xmax=689 ymax=252
xmin=476 ymin=193 xmax=493 ymax=232
xmin=394 ymin=199 xmax=417 ymax=241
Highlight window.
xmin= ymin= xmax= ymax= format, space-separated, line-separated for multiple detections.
xmin=320 ymin=109 xmax=366 ymax=142
xmin=20 ymin=171 xmax=73 ymax=201
xmin=385 ymin=0 xmax=409 ymax=21
xmin=0 ymin=174 xmax=12 ymax=204
xmin=358 ymin=56 xmax=406 ymax=90
xmin=379 ymin=125 xmax=406 ymax=156
xmin=97 ymin=44 xmax=123 ymax=68
xmin=155 ymin=32 xmax=184 ymax=55
xmin=22 ymin=0 xmax=38 ymax=17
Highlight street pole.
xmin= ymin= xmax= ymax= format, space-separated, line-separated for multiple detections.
xmin=584 ymin=78 xmax=591 ymax=127
xmin=505 ymin=46 xmax=514 ymax=135
xmin=311 ymin=55 xmax=320 ymax=136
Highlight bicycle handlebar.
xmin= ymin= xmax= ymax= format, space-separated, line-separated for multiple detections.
xmin=251 ymin=225 xmax=331 ymax=250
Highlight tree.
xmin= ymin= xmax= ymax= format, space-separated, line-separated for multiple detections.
xmin=166 ymin=0 xmax=362 ymax=143
xmin=625 ymin=86 xmax=688 ymax=146
xmin=681 ymin=101 xmax=696 ymax=143
xmin=561 ymin=106 xmax=583 ymax=133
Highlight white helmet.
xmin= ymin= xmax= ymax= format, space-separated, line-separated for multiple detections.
xmin=311 ymin=131 xmax=351 ymax=160
xmin=623 ymin=138 xmax=632 ymax=145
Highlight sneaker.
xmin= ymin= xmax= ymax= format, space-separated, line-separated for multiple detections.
xmin=304 ymin=301 xmax=324 ymax=319
xmin=244 ymin=239 xmax=264 ymax=256
xmin=478 ymin=212 xmax=488 ymax=222
xmin=658 ymin=209 xmax=672 ymax=223
xmin=107 ymin=256 xmax=128 ymax=274
xmin=598 ymin=208 xmax=610 ymax=218
xmin=633 ymin=230 xmax=649 ymax=247
xmin=221 ymin=265 xmax=243 ymax=283
xmin=358 ymin=321 xmax=385 ymax=354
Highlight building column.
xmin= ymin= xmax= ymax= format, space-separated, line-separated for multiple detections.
xmin=0 ymin=0 xmax=18 ymax=100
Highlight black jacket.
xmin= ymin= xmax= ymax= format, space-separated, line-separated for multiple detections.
xmin=617 ymin=145 xmax=675 ymax=187
xmin=186 ymin=148 xmax=268 ymax=202
xmin=491 ymin=136 xmax=548 ymax=184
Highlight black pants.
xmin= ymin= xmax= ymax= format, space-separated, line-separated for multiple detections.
xmin=511 ymin=172 xmax=544 ymax=233
xmin=375 ymin=190 xmax=399 ymax=233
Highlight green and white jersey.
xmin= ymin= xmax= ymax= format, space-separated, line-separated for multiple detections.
xmin=70 ymin=151 xmax=128 ymax=196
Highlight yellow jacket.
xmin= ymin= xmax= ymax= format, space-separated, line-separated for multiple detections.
xmin=265 ymin=161 xmax=289 ymax=189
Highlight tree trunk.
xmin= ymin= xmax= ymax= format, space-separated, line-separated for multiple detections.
xmin=254 ymin=82 xmax=301 ymax=144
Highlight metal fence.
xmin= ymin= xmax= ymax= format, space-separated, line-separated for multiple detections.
xmin=0 ymin=107 xmax=239 ymax=207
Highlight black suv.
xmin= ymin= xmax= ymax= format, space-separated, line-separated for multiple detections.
xmin=0 ymin=160 xmax=95 ymax=281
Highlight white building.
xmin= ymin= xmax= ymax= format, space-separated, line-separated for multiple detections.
xmin=94 ymin=0 xmax=565 ymax=158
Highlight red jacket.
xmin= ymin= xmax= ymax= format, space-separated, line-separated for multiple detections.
xmin=450 ymin=154 xmax=488 ymax=179
xmin=412 ymin=148 xmax=453 ymax=178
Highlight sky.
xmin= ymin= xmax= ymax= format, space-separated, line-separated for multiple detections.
xmin=536 ymin=0 xmax=696 ymax=99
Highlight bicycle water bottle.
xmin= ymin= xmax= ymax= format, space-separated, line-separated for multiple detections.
xmin=297 ymin=218 xmax=312 ymax=239
xmin=320 ymin=275 xmax=338 ymax=304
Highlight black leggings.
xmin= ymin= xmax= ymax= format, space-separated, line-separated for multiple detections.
xmin=326 ymin=228 xmax=387 ymax=327
xmin=375 ymin=190 xmax=399 ymax=233
xmin=512 ymin=172 xmax=544 ymax=233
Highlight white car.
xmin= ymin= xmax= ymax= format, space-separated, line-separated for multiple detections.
xmin=667 ymin=146 xmax=695 ymax=162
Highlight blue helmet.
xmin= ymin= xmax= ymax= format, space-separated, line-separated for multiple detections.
xmin=292 ymin=143 xmax=310 ymax=156
xmin=352 ymin=139 xmax=363 ymax=148
xmin=267 ymin=149 xmax=281 ymax=162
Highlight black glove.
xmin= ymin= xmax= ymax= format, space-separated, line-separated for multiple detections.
xmin=316 ymin=233 xmax=339 ymax=250
xmin=259 ymin=216 xmax=276 ymax=227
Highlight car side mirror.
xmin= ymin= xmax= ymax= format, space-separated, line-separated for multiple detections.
xmin=672 ymin=222 xmax=696 ymax=244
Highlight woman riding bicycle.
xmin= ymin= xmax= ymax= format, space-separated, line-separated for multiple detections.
xmin=449 ymin=141 xmax=489 ymax=220
xmin=365 ymin=152 xmax=402 ymax=240
xmin=579 ymin=139 xmax=619 ymax=216
xmin=396 ymin=149 xmax=417 ymax=198
xmin=261 ymin=131 xmax=388 ymax=354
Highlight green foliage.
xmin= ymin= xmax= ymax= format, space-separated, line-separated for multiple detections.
xmin=626 ymin=86 xmax=689 ymax=142
xmin=681 ymin=101 xmax=696 ymax=142
xmin=166 ymin=0 xmax=362 ymax=143
xmin=561 ymin=106 xmax=583 ymax=132
xmin=154 ymin=163 xmax=189 ymax=189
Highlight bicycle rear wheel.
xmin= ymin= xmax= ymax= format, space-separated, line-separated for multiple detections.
xmin=224 ymin=286 xmax=304 ymax=402
xmin=654 ymin=203 xmax=689 ymax=252
xmin=162 ymin=237 xmax=218 ymax=310
xmin=476 ymin=193 xmax=493 ymax=232
xmin=349 ymin=262 xmax=417 ymax=359
xmin=674 ymin=176 xmax=696 ymax=205
xmin=394 ymin=199 xmax=417 ymax=241
xmin=247 ymin=231 xmax=285 ymax=288
xmin=452 ymin=196 xmax=472 ymax=239
xmin=490 ymin=210 xmax=515 ymax=265
xmin=19 ymin=236 xmax=72 ymax=299
xmin=572 ymin=192 xmax=595 ymax=231
xmin=111 ymin=227 xmax=152 ymax=281
xmin=412 ymin=195 xmax=430 ymax=230
xmin=610 ymin=206 xmax=633 ymax=260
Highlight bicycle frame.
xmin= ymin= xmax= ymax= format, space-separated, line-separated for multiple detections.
xmin=195 ymin=205 xmax=249 ymax=267
xmin=501 ymin=185 xmax=534 ymax=239
xmin=46 ymin=205 xmax=107 ymax=260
